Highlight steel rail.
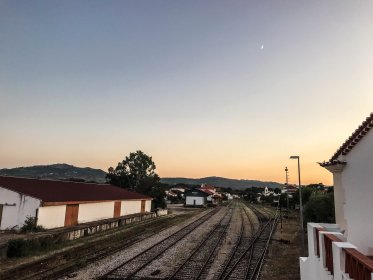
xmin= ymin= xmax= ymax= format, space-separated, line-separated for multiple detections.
xmin=219 ymin=218 xmax=273 ymax=280
xmin=168 ymin=207 xmax=234 ymax=280
xmin=1 ymin=213 xmax=180 ymax=280
xmin=100 ymin=207 xmax=222 ymax=279
xmin=248 ymin=216 xmax=279 ymax=280
xmin=216 ymin=203 xmax=256 ymax=280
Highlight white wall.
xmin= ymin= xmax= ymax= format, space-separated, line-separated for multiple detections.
xmin=186 ymin=196 xmax=205 ymax=206
xmin=120 ymin=199 xmax=152 ymax=216
xmin=339 ymin=129 xmax=373 ymax=254
xmin=37 ymin=205 xmax=66 ymax=229
xmin=145 ymin=200 xmax=151 ymax=212
xmin=332 ymin=172 xmax=347 ymax=231
xmin=78 ymin=201 xmax=115 ymax=224
xmin=0 ymin=187 xmax=41 ymax=230
xmin=121 ymin=200 xmax=140 ymax=215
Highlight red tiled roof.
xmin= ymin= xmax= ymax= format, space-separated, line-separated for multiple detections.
xmin=321 ymin=113 xmax=373 ymax=166
xmin=0 ymin=176 xmax=152 ymax=203
xmin=200 ymin=189 xmax=214 ymax=195
xmin=201 ymin=185 xmax=215 ymax=190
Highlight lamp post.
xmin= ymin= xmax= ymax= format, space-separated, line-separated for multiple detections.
xmin=290 ymin=155 xmax=305 ymax=256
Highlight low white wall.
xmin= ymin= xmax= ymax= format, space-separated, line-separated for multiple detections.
xmin=78 ymin=201 xmax=115 ymax=224
xmin=0 ymin=187 xmax=41 ymax=230
xmin=37 ymin=205 xmax=66 ymax=229
xmin=186 ymin=196 xmax=205 ymax=206
xmin=157 ymin=209 xmax=168 ymax=216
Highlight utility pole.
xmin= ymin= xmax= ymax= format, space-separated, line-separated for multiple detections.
xmin=290 ymin=156 xmax=305 ymax=256
xmin=285 ymin=167 xmax=289 ymax=216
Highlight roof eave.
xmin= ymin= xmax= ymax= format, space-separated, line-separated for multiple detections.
xmin=318 ymin=161 xmax=346 ymax=173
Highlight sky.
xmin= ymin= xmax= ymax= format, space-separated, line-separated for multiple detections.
xmin=1 ymin=1 xmax=373 ymax=185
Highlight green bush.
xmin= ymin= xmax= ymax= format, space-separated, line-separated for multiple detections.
xmin=7 ymin=239 xmax=32 ymax=258
xmin=20 ymin=216 xmax=45 ymax=233
xmin=304 ymin=192 xmax=335 ymax=224
xmin=7 ymin=236 xmax=55 ymax=258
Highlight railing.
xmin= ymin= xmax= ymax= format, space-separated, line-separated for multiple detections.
xmin=324 ymin=233 xmax=342 ymax=274
xmin=344 ymin=248 xmax=373 ymax=280
xmin=315 ymin=226 xmax=324 ymax=257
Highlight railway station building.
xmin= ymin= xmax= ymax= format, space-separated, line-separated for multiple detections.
xmin=300 ymin=112 xmax=373 ymax=280
xmin=0 ymin=176 xmax=152 ymax=230
xmin=184 ymin=189 xmax=209 ymax=207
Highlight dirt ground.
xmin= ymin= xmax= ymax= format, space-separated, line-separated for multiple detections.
xmin=260 ymin=210 xmax=304 ymax=280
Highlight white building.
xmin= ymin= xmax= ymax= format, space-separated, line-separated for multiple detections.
xmin=0 ymin=176 xmax=152 ymax=230
xmin=300 ymin=113 xmax=373 ymax=280
xmin=184 ymin=189 xmax=209 ymax=207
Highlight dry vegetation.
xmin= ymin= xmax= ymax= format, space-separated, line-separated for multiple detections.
xmin=260 ymin=210 xmax=303 ymax=280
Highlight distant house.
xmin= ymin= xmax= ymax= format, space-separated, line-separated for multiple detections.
xmin=200 ymin=184 xmax=222 ymax=205
xmin=170 ymin=187 xmax=186 ymax=193
xmin=200 ymin=184 xmax=216 ymax=191
xmin=0 ymin=176 xmax=152 ymax=230
xmin=281 ymin=184 xmax=297 ymax=197
xmin=300 ymin=112 xmax=373 ymax=280
xmin=184 ymin=189 xmax=209 ymax=207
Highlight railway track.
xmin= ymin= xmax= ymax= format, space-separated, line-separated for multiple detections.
xmin=217 ymin=203 xmax=278 ymax=280
xmin=1 ymin=214 xmax=185 ymax=280
xmin=0 ymin=209 xmax=210 ymax=280
xmin=168 ymin=206 xmax=234 ymax=280
xmin=100 ymin=207 xmax=223 ymax=279
xmin=3 ymin=201 xmax=279 ymax=280
xmin=216 ymin=205 xmax=256 ymax=280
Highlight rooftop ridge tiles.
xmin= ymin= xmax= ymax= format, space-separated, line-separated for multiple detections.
xmin=328 ymin=112 xmax=373 ymax=163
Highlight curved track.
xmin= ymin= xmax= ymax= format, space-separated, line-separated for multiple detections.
xmin=217 ymin=203 xmax=278 ymax=280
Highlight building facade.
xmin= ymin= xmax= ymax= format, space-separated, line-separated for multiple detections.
xmin=300 ymin=113 xmax=373 ymax=280
xmin=0 ymin=176 xmax=152 ymax=230
xmin=184 ymin=189 xmax=209 ymax=207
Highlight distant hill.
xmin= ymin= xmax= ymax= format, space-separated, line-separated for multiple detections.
xmin=160 ymin=176 xmax=283 ymax=190
xmin=0 ymin=164 xmax=107 ymax=183
xmin=0 ymin=165 xmax=283 ymax=189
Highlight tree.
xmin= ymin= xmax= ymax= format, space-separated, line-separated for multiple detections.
xmin=304 ymin=192 xmax=335 ymax=224
xmin=107 ymin=150 xmax=166 ymax=209
xmin=107 ymin=150 xmax=156 ymax=189
xmin=292 ymin=186 xmax=315 ymax=206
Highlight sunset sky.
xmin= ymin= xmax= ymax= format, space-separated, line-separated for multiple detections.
xmin=1 ymin=1 xmax=372 ymax=186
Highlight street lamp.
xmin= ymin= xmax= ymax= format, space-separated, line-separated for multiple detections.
xmin=290 ymin=155 xmax=305 ymax=256
xmin=284 ymin=167 xmax=290 ymax=218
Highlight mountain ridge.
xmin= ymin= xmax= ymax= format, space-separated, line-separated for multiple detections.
xmin=0 ymin=163 xmax=107 ymax=183
xmin=160 ymin=176 xmax=283 ymax=189
xmin=0 ymin=164 xmax=283 ymax=189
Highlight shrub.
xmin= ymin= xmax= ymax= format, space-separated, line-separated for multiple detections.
xmin=7 ymin=236 xmax=55 ymax=258
xmin=20 ymin=216 xmax=45 ymax=233
xmin=7 ymin=239 xmax=32 ymax=258
xmin=304 ymin=192 xmax=335 ymax=224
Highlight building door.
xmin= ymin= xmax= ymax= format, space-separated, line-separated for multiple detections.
xmin=140 ymin=200 xmax=146 ymax=213
xmin=114 ymin=201 xmax=121 ymax=218
xmin=64 ymin=204 xmax=79 ymax=226
xmin=0 ymin=204 xmax=3 ymax=228
xmin=193 ymin=200 xmax=196 ymax=206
